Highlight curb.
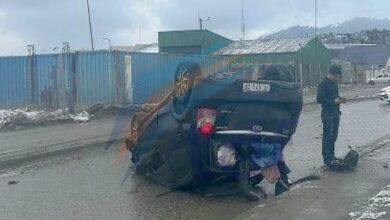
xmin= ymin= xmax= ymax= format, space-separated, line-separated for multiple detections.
xmin=303 ymin=94 xmax=378 ymax=106
xmin=0 ymin=135 xmax=125 ymax=170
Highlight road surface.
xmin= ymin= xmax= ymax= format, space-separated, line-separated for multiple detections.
xmin=1 ymin=99 xmax=390 ymax=220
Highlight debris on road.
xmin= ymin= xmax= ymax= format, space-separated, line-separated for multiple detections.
xmin=7 ymin=180 xmax=19 ymax=185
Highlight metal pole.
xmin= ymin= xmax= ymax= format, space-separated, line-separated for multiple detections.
xmin=299 ymin=43 xmax=304 ymax=87
xmin=315 ymin=0 xmax=318 ymax=37
xmin=86 ymin=0 xmax=94 ymax=51
xmin=103 ymin=38 xmax=112 ymax=52
xmin=241 ymin=0 xmax=246 ymax=40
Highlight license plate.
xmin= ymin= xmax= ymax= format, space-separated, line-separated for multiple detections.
xmin=242 ymin=83 xmax=270 ymax=92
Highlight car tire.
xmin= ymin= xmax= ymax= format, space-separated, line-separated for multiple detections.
xmin=368 ymin=80 xmax=375 ymax=85
xmin=171 ymin=62 xmax=201 ymax=121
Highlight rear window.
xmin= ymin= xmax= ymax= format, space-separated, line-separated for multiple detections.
xmin=257 ymin=64 xmax=294 ymax=82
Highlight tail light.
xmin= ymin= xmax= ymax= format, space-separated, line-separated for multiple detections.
xmin=197 ymin=108 xmax=216 ymax=137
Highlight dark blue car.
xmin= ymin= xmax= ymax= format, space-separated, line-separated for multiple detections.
xmin=127 ymin=61 xmax=303 ymax=198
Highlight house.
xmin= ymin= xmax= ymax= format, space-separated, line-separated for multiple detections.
xmin=335 ymin=45 xmax=390 ymax=82
xmin=215 ymin=37 xmax=332 ymax=86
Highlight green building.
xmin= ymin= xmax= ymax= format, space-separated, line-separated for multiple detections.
xmin=158 ymin=30 xmax=233 ymax=55
xmin=158 ymin=29 xmax=331 ymax=86
xmin=215 ymin=37 xmax=332 ymax=86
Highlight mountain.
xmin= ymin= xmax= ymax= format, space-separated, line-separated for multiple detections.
xmin=266 ymin=17 xmax=390 ymax=39
xmin=265 ymin=25 xmax=315 ymax=39
xmin=321 ymin=17 xmax=390 ymax=33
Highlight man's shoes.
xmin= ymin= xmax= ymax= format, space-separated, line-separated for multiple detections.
xmin=327 ymin=159 xmax=352 ymax=172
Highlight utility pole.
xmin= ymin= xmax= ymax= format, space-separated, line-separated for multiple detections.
xmin=86 ymin=0 xmax=95 ymax=51
xmin=27 ymin=45 xmax=36 ymax=56
xmin=198 ymin=16 xmax=211 ymax=30
xmin=315 ymin=0 xmax=318 ymax=38
xmin=299 ymin=43 xmax=304 ymax=87
xmin=241 ymin=0 xmax=246 ymax=40
xmin=62 ymin=42 xmax=70 ymax=53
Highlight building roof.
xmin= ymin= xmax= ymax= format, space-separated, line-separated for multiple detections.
xmin=324 ymin=44 xmax=376 ymax=50
xmin=111 ymin=43 xmax=158 ymax=53
xmin=158 ymin=29 xmax=232 ymax=55
xmin=215 ymin=38 xmax=312 ymax=55
xmin=335 ymin=45 xmax=390 ymax=68
xmin=136 ymin=43 xmax=159 ymax=53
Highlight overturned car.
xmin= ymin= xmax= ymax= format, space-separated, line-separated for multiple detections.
xmin=126 ymin=61 xmax=303 ymax=200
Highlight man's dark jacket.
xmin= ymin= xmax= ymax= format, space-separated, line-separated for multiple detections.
xmin=316 ymin=77 xmax=340 ymax=115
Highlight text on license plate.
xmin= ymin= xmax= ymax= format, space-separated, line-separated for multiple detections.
xmin=242 ymin=83 xmax=270 ymax=92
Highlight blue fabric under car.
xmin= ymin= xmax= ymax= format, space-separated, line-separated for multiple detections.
xmin=250 ymin=142 xmax=282 ymax=168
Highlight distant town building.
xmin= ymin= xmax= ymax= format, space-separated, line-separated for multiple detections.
xmin=324 ymin=43 xmax=376 ymax=59
xmin=332 ymin=45 xmax=390 ymax=83
xmin=158 ymin=30 xmax=232 ymax=55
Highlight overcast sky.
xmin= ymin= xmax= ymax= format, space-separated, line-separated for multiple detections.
xmin=0 ymin=0 xmax=389 ymax=56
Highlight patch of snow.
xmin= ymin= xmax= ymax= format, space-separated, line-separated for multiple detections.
xmin=350 ymin=185 xmax=390 ymax=220
xmin=0 ymin=108 xmax=93 ymax=129
xmin=70 ymin=111 xmax=91 ymax=122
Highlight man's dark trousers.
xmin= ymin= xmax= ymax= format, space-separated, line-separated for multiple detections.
xmin=321 ymin=112 xmax=340 ymax=165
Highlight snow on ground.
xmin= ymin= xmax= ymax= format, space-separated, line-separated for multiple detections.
xmin=71 ymin=111 xmax=91 ymax=122
xmin=0 ymin=108 xmax=92 ymax=129
xmin=350 ymin=185 xmax=390 ymax=220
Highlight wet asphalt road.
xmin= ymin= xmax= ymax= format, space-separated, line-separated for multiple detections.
xmin=0 ymin=100 xmax=390 ymax=220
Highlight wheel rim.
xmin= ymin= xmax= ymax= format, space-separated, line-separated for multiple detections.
xmin=174 ymin=66 xmax=190 ymax=97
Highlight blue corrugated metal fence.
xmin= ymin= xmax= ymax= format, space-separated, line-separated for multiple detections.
xmin=0 ymin=51 xmax=227 ymax=108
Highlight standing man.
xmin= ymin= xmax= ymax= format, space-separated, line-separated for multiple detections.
xmin=317 ymin=65 xmax=346 ymax=166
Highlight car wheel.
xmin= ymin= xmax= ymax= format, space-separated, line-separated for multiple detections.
xmin=368 ymin=80 xmax=375 ymax=85
xmin=172 ymin=62 xmax=201 ymax=121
